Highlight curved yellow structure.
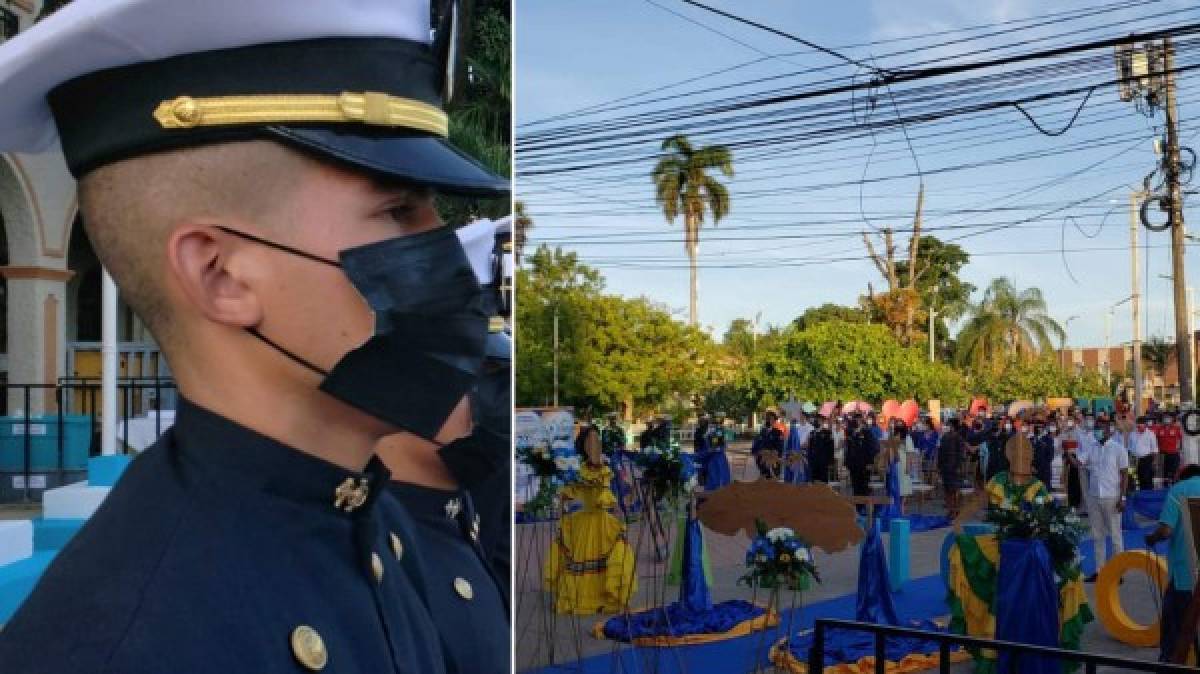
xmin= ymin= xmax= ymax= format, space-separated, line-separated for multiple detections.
xmin=1095 ymin=550 xmax=1168 ymax=647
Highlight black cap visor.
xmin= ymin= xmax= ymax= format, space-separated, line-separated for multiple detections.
xmin=267 ymin=125 xmax=508 ymax=198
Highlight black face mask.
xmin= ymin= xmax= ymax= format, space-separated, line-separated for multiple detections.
xmin=219 ymin=225 xmax=488 ymax=440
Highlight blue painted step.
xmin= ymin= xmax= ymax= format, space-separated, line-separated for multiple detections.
xmin=33 ymin=517 xmax=85 ymax=552
xmin=0 ymin=551 xmax=56 ymax=623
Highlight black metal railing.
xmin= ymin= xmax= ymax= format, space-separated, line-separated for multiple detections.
xmin=808 ymin=618 xmax=1195 ymax=674
xmin=0 ymin=378 xmax=176 ymax=502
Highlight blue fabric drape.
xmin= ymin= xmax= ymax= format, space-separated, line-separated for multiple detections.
xmin=995 ymin=539 xmax=1059 ymax=674
xmin=882 ymin=456 xmax=902 ymax=522
xmin=856 ymin=519 xmax=899 ymax=625
xmin=1122 ymin=488 xmax=1166 ymax=530
xmin=600 ymin=600 xmax=765 ymax=641
xmin=784 ymin=422 xmax=806 ymax=483
xmin=680 ymin=517 xmax=713 ymax=613
xmin=785 ymin=620 xmax=957 ymax=667
xmin=704 ymin=449 xmax=731 ymax=491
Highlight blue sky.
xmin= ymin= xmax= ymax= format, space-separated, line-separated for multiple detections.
xmin=515 ymin=0 xmax=1200 ymax=349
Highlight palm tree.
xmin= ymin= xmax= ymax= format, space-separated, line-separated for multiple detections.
xmin=955 ymin=278 xmax=1065 ymax=370
xmin=652 ymin=134 xmax=733 ymax=326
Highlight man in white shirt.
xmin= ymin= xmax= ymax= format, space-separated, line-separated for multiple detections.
xmin=1069 ymin=420 xmax=1129 ymax=581
xmin=1132 ymin=417 xmax=1160 ymax=491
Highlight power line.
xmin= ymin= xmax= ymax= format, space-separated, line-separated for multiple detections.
xmin=677 ymin=0 xmax=884 ymax=73
xmin=518 ymin=0 xmax=1163 ymax=128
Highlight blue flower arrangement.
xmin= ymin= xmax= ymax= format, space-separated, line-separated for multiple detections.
xmin=632 ymin=443 xmax=698 ymax=501
xmin=740 ymin=518 xmax=820 ymax=591
xmin=517 ymin=439 xmax=582 ymax=518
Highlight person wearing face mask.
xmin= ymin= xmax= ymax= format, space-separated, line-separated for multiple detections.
xmin=889 ymin=420 xmax=914 ymax=500
xmin=938 ymin=418 xmax=966 ymax=518
xmin=753 ymin=411 xmax=785 ymax=480
xmin=1031 ymin=422 xmax=1055 ymax=488
xmin=965 ymin=417 xmax=987 ymax=486
xmin=809 ymin=416 xmax=836 ymax=483
xmin=1155 ymin=412 xmax=1184 ymax=485
xmin=1143 ymin=464 xmax=1200 ymax=662
xmin=1132 ymin=417 xmax=1160 ymax=491
xmin=914 ymin=418 xmax=940 ymax=463
xmin=0 ymin=1 xmax=512 ymax=672
xmin=983 ymin=416 xmax=1013 ymax=480
xmin=845 ymin=415 xmax=878 ymax=498
xmin=1060 ymin=417 xmax=1084 ymax=511
xmin=1068 ymin=422 xmax=1129 ymax=582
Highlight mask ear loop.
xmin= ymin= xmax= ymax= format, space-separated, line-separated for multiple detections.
xmin=247 ymin=327 xmax=329 ymax=377
xmin=212 ymin=226 xmax=343 ymax=377
xmin=214 ymin=225 xmax=342 ymax=268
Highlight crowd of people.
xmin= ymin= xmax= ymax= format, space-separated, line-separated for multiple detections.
xmin=740 ymin=404 xmax=1193 ymax=570
xmin=582 ymin=402 xmax=1200 ymax=663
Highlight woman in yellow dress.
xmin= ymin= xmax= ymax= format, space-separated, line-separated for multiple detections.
xmin=544 ymin=427 xmax=638 ymax=614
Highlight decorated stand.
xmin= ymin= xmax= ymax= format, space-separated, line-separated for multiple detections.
xmin=946 ymin=433 xmax=1093 ymax=673
xmin=770 ymin=499 xmax=970 ymax=673
xmin=542 ymin=426 xmax=637 ymax=614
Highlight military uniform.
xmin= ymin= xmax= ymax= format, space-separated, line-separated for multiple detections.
xmin=0 ymin=0 xmax=509 ymax=671
xmin=387 ymin=484 xmax=508 ymax=674
xmin=0 ymin=400 xmax=446 ymax=673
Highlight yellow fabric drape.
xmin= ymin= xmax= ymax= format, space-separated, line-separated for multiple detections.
xmin=544 ymin=464 xmax=638 ymax=614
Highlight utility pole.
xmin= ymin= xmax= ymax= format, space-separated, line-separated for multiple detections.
xmin=928 ymin=307 xmax=937 ymax=363
xmin=1105 ymin=309 xmax=1113 ymax=389
xmin=1190 ymin=286 xmax=1197 ymax=400
xmin=1164 ymin=36 xmax=1193 ymax=406
xmin=552 ymin=306 xmax=560 ymax=408
xmin=1130 ymin=191 xmax=1145 ymax=417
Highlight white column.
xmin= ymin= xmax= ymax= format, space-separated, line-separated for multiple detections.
xmin=100 ymin=269 xmax=117 ymax=455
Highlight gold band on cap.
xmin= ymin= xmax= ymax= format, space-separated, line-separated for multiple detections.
xmin=153 ymin=92 xmax=448 ymax=136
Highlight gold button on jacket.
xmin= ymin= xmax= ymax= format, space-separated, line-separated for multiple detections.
xmin=290 ymin=625 xmax=328 ymax=671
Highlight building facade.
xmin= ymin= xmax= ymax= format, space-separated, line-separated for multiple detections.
xmin=1056 ymin=332 xmax=1200 ymax=408
xmin=1 ymin=0 xmax=160 ymax=416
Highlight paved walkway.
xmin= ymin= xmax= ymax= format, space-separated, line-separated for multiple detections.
xmin=516 ymin=449 xmax=1166 ymax=673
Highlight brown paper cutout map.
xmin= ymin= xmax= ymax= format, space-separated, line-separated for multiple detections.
xmin=697 ymin=481 xmax=864 ymax=553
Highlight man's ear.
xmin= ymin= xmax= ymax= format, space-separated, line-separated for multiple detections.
xmin=165 ymin=224 xmax=263 ymax=328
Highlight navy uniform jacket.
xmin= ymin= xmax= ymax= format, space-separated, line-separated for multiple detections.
xmin=467 ymin=463 xmax=511 ymax=600
xmin=388 ymin=482 xmax=508 ymax=674
xmin=0 ymin=399 xmax=446 ymax=674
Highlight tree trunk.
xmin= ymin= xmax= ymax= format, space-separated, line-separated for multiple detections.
xmin=687 ymin=213 xmax=699 ymax=326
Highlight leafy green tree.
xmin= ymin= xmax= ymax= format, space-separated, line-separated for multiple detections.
xmin=513 ymin=201 xmax=533 ymax=264
xmin=440 ymin=0 xmax=510 ymax=223
xmin=516 ymin=246 xmax=720 ymax=414
xmin=723 ymin=318 xmax=757 ymax=360
xmin=955 ymin=278 xmax=1065 ymax=370
xmin=732 ymin=321 xmax=966 ymax=410
xmin=702 ymin=383 xmax=756 ymax=424
xmin=893 ymin=235 xmax=974 ymax=338
xmin=652 ymin=134 xmax=733 ymax=326
xmin=515 ymin=246 xmax=603 ymax=407
xmin=968 ymin=357 xmax=1109 ymax=401
xmin=791 ymin=303 xmax=870 ymax=331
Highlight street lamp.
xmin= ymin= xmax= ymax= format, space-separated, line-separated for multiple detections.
xmin=1061 ymin=315 xmax=1079 ymax=370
